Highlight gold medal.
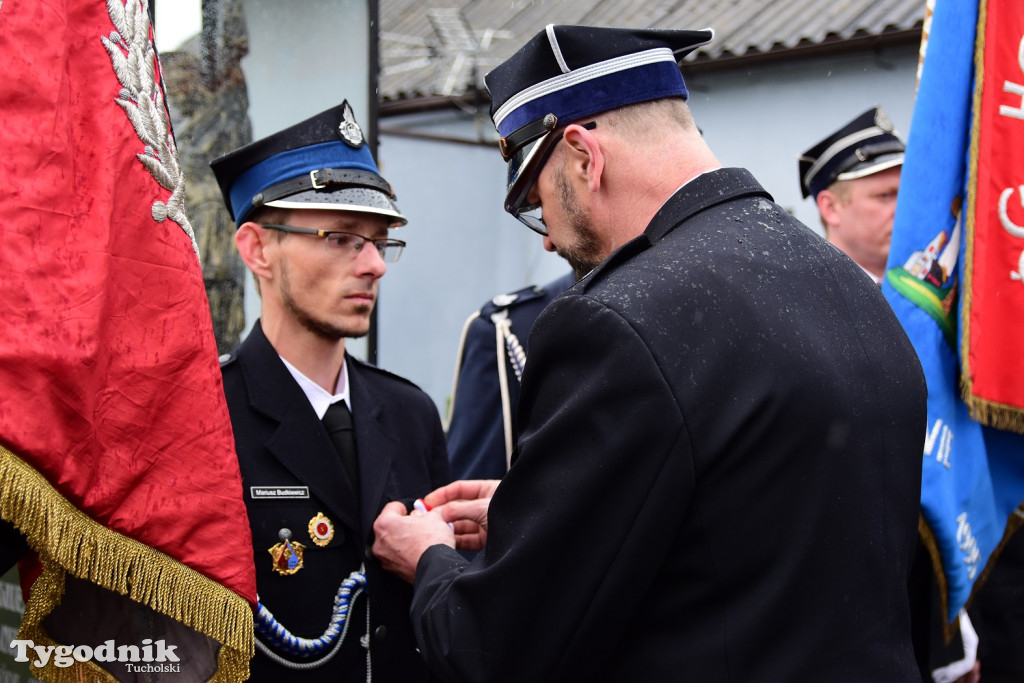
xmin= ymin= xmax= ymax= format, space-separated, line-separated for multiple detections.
xmin=268 ymin=528 xmax=305 ymax=575
xmin=308 ymin=512 xmax=334 ymax=547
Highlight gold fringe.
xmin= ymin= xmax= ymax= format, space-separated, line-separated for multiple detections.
xmin=959 ymin=0 xmax=985 ymax=407
xmin=0 ymin=445 xmax=253 ymax=682
xmin=917 ymin=514 xmax=956 ymax=644
xmin=963 ymin=393 xmax=1024 ymax=435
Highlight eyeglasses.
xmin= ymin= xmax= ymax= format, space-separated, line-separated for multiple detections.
xmin=261 ymin=224 xmax=406 ymax=263
xmin=510 ymin=121 xmax=597 ymax=236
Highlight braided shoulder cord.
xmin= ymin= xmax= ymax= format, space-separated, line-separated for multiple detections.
xmin=254 ymin=568 xmax=368 ymax=673
xmin=491 ymin=311 xmax=527 ymax=382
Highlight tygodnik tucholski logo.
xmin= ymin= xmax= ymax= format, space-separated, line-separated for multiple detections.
xmin=10 ymin=638 xmax=180 ymax=672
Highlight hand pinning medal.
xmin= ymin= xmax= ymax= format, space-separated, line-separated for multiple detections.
xmin=268 ymin=528 xmax=305 ymax=575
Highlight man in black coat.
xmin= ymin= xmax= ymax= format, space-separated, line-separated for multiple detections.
xmin=211 ymin=101 xmax=449 ymax=681
xmin=801 ymin=109 xmax=980 ymax=683
xmin=373 ymin=25 xmax=927 ymax=682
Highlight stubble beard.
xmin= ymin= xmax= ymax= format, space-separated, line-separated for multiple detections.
xmin=553 ymin=168 xmax=603 ymax=280
xmin=280 ymin=262 xmax=371 ymax=342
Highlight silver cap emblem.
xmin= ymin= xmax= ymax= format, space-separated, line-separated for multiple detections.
xmin=874 ymin=107 xmax=894 ymax=133
xmin=338 ymin=101 xmax=364 ymax=148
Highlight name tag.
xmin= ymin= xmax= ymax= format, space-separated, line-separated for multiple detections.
xmin=250 ymin=486 xmax=309 ymax=499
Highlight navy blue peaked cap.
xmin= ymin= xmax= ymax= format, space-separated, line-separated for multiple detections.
xmin=484 ymin=25 xmax=713 ymax=215
xmin=798 ymin=106 xmax=905 ymax=199
xmin=210 ymin=101 xmax=406 ymax=227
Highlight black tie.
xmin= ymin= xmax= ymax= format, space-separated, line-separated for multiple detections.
xmin=323 ymin=401 xmax=360 ymax=502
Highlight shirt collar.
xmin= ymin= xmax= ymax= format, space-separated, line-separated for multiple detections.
xmin=279 ymin=356 xmax=351 ymax=419
xmin=857 ymin=262 xmax=883 ymax=285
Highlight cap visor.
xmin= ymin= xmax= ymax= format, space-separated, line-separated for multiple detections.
xmin=835 ymin=153 xmax=905 ymax=182
xmin=504 ymin=131 xmax=555 ymax=215
xmin=267 ymin=186 xmax=407 ymax=227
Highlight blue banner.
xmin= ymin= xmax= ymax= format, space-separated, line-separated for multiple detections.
xmin=883 ymin=0 xmax=1024 ymax=623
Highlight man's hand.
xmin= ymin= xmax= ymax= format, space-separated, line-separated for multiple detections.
xmin=424 ymin=480 xmax=499 ymax=552
xmin=372 ymin=501 xmax=455 ymax=584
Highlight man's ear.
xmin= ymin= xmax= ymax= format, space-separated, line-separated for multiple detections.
xmin=816 ymin=190 xmax=843 ymax=230
xmin=561 ymin=123 xmax=603 ymax=192
xmin=235 ymin=222 xmax=274 ymax=280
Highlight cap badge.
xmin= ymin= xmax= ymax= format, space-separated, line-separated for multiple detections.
xmin=268 ymin=528 xmax=306 ymax=575
xmin=874 ymin=108 xmax=894 ymax=133
xmin=308 ymin=512 xmax=335 ymax=547
xmin=338 ymin=101 xmax=364 ymax=148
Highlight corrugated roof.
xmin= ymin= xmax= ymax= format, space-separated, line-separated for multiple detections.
xmin=379 ymin=0 xmax=924 ymax=104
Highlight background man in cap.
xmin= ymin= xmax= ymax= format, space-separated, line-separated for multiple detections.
xmin=211 ymin=101 xmax=449 ymax=681
xmin=799 ymin=106 xmax=905 ymax=284
xmin=373 ymin=25 xmax=926 ymax=681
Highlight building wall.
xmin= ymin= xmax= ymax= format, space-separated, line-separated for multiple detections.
xmin=376 ymin=42 xmax=921 ymax=415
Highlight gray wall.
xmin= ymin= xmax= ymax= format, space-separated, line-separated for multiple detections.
xmin=376 ymin=42 xmax=921 ymax=415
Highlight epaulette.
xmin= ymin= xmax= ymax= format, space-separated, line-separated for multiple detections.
xmin=348 ymin=354 xmax=424 ymax=391
xmin=480 ymin=284 xmax=547 ymax=317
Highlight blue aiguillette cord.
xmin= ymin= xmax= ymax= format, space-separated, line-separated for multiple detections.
xmin=254 ymin=567 xmax=370 ymax=675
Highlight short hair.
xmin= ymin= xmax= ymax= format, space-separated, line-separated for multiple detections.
xmin=599 ymin=97 xmax=698 ymax=136
xmin=246 ymin=206 xmax=292 ymax=242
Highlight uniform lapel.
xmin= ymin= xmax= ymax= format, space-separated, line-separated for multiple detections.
xmin=346 ymin=357 xmax=398 ymax=539
xmin=238 ymin=323 xmax=362 ymax=537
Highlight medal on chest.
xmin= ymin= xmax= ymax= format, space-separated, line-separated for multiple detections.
xmin=268 ymin=528 xmax=305 ymax=575
xmin=308 ymin=511 xmax=334 ymax=547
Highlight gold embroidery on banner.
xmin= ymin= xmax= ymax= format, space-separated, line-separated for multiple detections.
xmin=100 ymin=0 xmax=200 ymax=258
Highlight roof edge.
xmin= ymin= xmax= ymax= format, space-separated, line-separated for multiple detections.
xmin=380 ymin=26 xmax=923 ymax=117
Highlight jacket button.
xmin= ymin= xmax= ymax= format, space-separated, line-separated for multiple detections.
xmin=364 ymin=544 xmax=374 ymax=561
xmin=374 ymin=625 xmax=388 ymax=642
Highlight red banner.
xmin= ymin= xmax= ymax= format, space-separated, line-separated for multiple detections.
xmin=964 ymin=0 xmax=1024 ymax=433
xmin=0 ymin=1 xmax=255 ymax=680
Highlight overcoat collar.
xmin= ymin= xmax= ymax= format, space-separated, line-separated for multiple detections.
xmin=578 ymin=168 xmax=772 ymax=287
xmin=236 ymin=322 xmax=398 ymax=541
xmin=645 ymin=167 xmax=771 ymax=243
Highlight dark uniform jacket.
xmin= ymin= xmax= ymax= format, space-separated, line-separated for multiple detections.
xmin=411 ymin=168 xmax=926 ymax=682
xmin=446 ymin=272 xmax=574 ymax=480
xmin=221 ymin=321 xmax=449 ymax=682
xmin=969 ymin=526 xmax=1024 ymax=682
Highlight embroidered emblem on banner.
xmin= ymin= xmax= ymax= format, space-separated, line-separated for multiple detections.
xmin=250 ymin=486 xmax=310 ymax=500
xmin=101 ymin=0 xmax=199 ymax=257
xmin=888 ymin=215 xmax=960 ymax=349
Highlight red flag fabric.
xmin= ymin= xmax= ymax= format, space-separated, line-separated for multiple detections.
xmin=963 ymin=0 xmax=1024 ymax=432
xmin=0 ymin=0 xmax=256 ymax=680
